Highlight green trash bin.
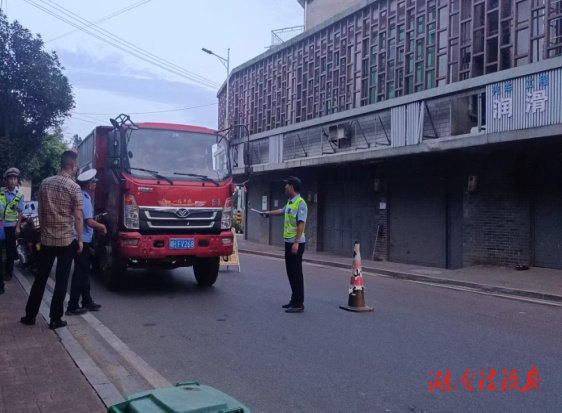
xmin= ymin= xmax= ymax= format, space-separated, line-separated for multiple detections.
xmin=107 ymin=381 xmax=251 ymax=413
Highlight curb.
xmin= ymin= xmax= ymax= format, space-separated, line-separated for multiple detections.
xmin=15 ymin=270 xmax=123 ymax=409
xmin=238 ymin=249 xmax=562 ymax=304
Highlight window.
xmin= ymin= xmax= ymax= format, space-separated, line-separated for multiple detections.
xmin=439 ymin=7 xmax=448 ymax=30
xmin=517 ymin=1 xmax=529 ymax=24
xmin=418 ymin=16 xmax=425 ymax=35
xmin=427 ymin=46 xmax=436 ymax=67
xmin=516 ymin=28 xmax=529 ymax=55
xmin=406 ymin=54 xmax=414 ymax=73
xmin=438 ymin=54 xmax=448 ymax=77
xmin=488 ymin=11 xmax=499 ymax=36
xmin=370 ymin=87 xmax=377 ymax=103
xmin=487 ymin=37 xmax=499 ymax=63
xmin=531 ymin=9 xmax=545 ymax=37
xmin=426 ymin=70 xmax=435 ymax=88
xmin=500 ymin=47 xmax=513 ymax=69
xmin=387 ymin=81 xmax=395 ymax=99
xmin=475 ymin=3 xmax=485 ymax=27
xmin=501 ymin=21 xmax=512 ymax=46
xmin=405 ymin=76 xmax=413 ymax=93
xmin=531 ymin=38 xmax=545 ymax=62
xmin=461 ymin=0 xmax=472 ymax=19
xmin=428 ymin=23 xmax=436 ymax=45
xmin=549 ymin=17 xmax=562 ymax=47
xmin=450 ymin=13 xmax=460 ymax=36
xmin=501 ymin=0 xmax=512 ymax=17
xmin=397 ymin=68 xmax=404 ymax=88
xmin=416 ymin=62 xmax=424 ymax=83
xmin=417 ymin=39 xmax=425 ymax=59
xmin=474 ymin=29 xmax=485 ymax=53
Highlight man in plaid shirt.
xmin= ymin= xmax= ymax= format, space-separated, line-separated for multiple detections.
xmin=21 ymin=150 xmax=84 ymax=330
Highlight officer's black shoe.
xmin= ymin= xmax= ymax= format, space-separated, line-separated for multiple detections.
xmin=20 ymin=315 xmax=36 ymax=325
xmin=82 ymin=302 xmax=101 ymax=311
xmin=285 ymin=305 xmax=304 ymax=313
xmin=66 ymin=308 xmax=88 ymax=316
xmin=281 ymin=302 xmax=294 ymax=309
xmin=4 ymin=273 xmax=12 ymax=281
xmin=49 ymin=320 xmax=67 ymax=330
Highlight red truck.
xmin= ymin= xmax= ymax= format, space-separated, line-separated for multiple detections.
xmin=78 ymin=114 xmax=240 ymax=289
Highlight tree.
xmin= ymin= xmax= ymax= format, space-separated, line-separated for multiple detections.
xmin=71 ymin=134 xmax=83 ymax=148
xmin=0 ymin=11 xmax=74 ymax=176
xmin=26 ymin=128 xmax=68 ymax=198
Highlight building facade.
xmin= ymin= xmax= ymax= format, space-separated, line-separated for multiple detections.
xmin=219 ymin=0 xmax=562 ymax=270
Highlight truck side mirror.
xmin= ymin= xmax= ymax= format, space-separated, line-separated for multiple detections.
xmin=107 ymin=130 xmax=121 ymax=168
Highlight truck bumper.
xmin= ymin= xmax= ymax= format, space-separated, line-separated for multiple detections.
xmin=117 ymin=231 xmax=234 ymax=260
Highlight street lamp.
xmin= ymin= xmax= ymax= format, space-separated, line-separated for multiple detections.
xmin=202 ymin=47 xmax=230 ymax=128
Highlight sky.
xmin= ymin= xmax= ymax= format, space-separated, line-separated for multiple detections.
xmin=2 ymin=0 xmax=303 ymax=140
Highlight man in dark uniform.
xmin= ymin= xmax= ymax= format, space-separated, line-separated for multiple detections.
xmin=67 ymin=169 xmax=106 ymax=315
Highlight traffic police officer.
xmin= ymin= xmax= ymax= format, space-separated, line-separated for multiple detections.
xmin=263 ymin=176 xmax=308 ymax=313
xmin=66 ymin=169 xmax=106 ymax=315
xmin=0 ymin=168 xmax=24 ymax=282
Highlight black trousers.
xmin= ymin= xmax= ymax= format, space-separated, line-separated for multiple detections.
xmin=25 ymin=240 xmax=77 ymax=322
xmin=3 ymin=226 xmax=17 ymax=276
xmin=284 ymin=242 xmax=305 ymax=306
xmin=68 ymin=242 xmax=93 ymax=310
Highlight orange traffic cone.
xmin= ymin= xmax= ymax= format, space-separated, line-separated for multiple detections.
xmin=340 ymin=242 xmax=373 ymax=312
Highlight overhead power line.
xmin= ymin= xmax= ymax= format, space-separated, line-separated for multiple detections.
xmin=24 ymin=0 xmax=221 ymax=89
xmin=73 ymin=113 xmax=106 ymax=123
xmin=70 ymin=116 xmax=100 ymax=125
xmin=45 ymin=0 xmax=152 ymax=43
xmin=41 ymin=0 xmax=220 ymax=88
xmin=72 ymin=102 xmax=218 ymax=116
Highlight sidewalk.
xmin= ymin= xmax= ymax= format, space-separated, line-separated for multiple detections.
xmin=0 ymin=278 xmax=106 ymax=413
xmin=237 ymin=237 xmax=562 ymax=304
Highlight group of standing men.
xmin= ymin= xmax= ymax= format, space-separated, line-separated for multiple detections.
xmin=0 ymin=150 xmax=106 ymax=329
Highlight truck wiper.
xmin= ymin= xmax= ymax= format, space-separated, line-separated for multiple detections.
xmin=127 ymin=167 xmax=174 ymax=185
xmin=173 ymin=172 xmax=219 ymax=186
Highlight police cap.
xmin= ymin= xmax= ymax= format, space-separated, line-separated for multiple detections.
xmin=77 ymin=169 xmax=98 ymax=184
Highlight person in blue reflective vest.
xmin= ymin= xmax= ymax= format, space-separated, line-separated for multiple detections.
xmin=0 ymin=168 xmax=24 ymax=282
xmin=263 ymin=176 xmax=308 ymax=313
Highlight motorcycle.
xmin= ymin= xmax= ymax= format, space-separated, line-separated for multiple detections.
xmin=16 ymin=202 xmax=41 ymax=273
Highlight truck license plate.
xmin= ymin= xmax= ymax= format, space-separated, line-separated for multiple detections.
xmin=169 ymin=239 xmax=195 ymax=250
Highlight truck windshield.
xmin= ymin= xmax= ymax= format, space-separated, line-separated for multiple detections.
xmin=125 ymin=128 xmax=230 ymax=182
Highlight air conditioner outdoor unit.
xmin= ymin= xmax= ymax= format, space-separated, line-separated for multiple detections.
xmin=328 ymin=123 xmax=352 ymax=145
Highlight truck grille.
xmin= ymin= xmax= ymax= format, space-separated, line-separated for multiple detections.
xmin=140 ymin=207 xmax=221 ymax=231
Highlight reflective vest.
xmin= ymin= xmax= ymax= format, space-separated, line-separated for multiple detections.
xmin=0 ymin=188 xmax=22 ymax=223
xmin=283 ymin=196 xmax=307 ymax=239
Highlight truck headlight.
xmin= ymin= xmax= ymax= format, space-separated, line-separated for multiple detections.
xmin=124 ymin=195 xmax=140 ymax=230
xmin=221 ymin=197 xmax=233 ymax=230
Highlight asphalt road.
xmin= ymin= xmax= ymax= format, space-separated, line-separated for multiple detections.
xmin=81 ymin=254 xmax=560 ymax=412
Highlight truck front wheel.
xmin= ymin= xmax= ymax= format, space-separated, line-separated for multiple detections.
xmin=99 ymin=243 xmax=126 ymax=290
xmin=193 ymin=257 xmax=220 ymax=287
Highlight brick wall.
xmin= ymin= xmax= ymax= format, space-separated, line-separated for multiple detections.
xmin=463 ymin=152 xmax=531 ymax=266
